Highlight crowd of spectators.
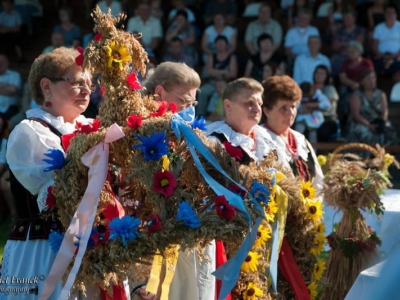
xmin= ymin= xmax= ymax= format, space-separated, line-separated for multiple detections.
xmin=0 ymin=0 xmax=400 ymax=147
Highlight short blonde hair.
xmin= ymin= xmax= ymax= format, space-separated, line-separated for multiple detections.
xmin=29 ymin=47 xmax=80 ymax=105
xmin=143 ymin=62 xmax=201 ymax=94
xmin=223 ymin=77 xmax=263 ymax=101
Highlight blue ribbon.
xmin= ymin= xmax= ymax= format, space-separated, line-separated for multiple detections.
xmin=171 ymin=107 xmax=263 ymax=299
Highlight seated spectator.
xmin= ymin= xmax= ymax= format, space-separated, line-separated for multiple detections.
xmin=53 ymin=6 xmax=81 ymax=47
xmin=168 ymin=0 xmax=195 ymax=24
xmin=204 ymin=0 xmax=237 ymax=26
xmin=293 ymin=35 xmax=330 ymax=84
xmin=285 ymin=0 xmax=313 ymax=29
xmin=327 ymin=0 xmax=347 ymax=34
xmin=0 ymin=54 xmax=21 ymax=120
xmin=244 ymin=3 xmax=283 ymax=54
xmin=367 ymin=0 xmax=385 ymax=39
xmin=347 ymin=70 xmax=397 ymax=145
xmin=197 ymin=35 xmax=238 ymax=117
xmin=295 ymin=82 xmax=331 ymax=142
xmin=313 ymin=65 xmax=341 ymax=141
xmin=201 ymin=13 xmax=236 ymax=64
xmin=330 ymin=7 xmax=366 ymax=76
xmin=284 ymin=8 xmax=319 ymax=67
xmin=42 ymin=31 xmax=65 ymax=54
xmin=163 ymin=37 xmax=195 ymax=68
xmin=165 ymin=9 xmax=196 ymax=63
xmin=14 ymin=0 xmax=41 ymax=36
xmin=127 ymin=1 xmax=163 ymax=57
xmin=97 ymin=0 xmax=122 ymax=17
xmin=206 ymin=78 xmax=227 ymax=122
xmin=0 ymin=0 xmax=24 ymax=62
xmin=244 ymin=33 xmax=284 ymax=83
xmin=149 ymin=0 xmax=164 ymax=19
xmin=372 ymin=3 xmax=400 ymax=77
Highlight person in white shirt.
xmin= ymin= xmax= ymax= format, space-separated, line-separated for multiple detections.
xmin=293 ymin=35 xmax=331 ymax=84
xmin=0 ymin=54 xmax=21 ymax=120
xmin=372 ymin=3 xmax=400 ymax=76
xmin=97 ymin=0 xmax=122 ymax=17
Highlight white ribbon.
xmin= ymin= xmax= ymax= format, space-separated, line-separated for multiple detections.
xmin=40 ymin=123 xmax=125 ymax=299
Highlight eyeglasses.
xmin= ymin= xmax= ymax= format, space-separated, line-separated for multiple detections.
xmin=167 ymin=89 xmax=198 ymax=107
xmin=49 ymin=77 xmax=96 ymax=92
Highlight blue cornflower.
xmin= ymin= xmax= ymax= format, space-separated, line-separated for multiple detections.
xmin=49 ymin=231 xmax=64 ymax=253
xmin=191 ymin=116 xmax=206 ymax=131
xmin=132 ymin=132 xmax=169 ymax=161
xmin=43 ymin=149 xmax=65 ymax=172
xmin=176 ymin=201 xmax=200 ymax=228
xmin=109 ymin=216 xmax=141 ymax=246
xmin=250 ymin=180 xmax=270 ymax=204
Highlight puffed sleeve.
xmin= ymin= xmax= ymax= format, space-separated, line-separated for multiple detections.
xmin=6 ymin=120 xmax=65 ymax=212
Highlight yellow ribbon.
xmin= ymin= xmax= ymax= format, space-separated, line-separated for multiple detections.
xmin=146 ymin=250 xmax=163 ymax=294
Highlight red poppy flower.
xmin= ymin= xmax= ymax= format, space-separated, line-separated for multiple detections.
xmin=230 ymin=184 xmax=246 ymax=198
xmin=147 ymin=214 xmax=162 ymax=235
xmin=94 ymin=33 xmax=102 ymax=42
xmin=77 ymin=119 xmax=101 ymax=134
xmin=150 ymin=101 xmax=178 ymax=117
xmin=91 ymin=230 xmax=110 ymax=246
xmin=126 ymin=114 xmax=143 ymax=129
xmin=153 ymin=170 xmax=177 ymax=197
xmin=215 ymin=195 xmax=237 ymax=221
xmin=61 ymin=132 xmax=78 ymax=151
xmin=46 ymin=186 xmax=56 ymax=209
xmin=127 ymin=72 xmax=142 ymax=90
xmin=99 ymin=86 xmax=106 ymax=97
xmin=222 ymin=142 xmax=243 ymax=160
xmin=75 ymin=46 xmax=84 ymax=67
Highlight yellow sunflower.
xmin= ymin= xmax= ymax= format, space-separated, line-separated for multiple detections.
xmin=313 ymin=259 xmax=326 ymax=281
xmin=241 ymin=251 xmax=262 ymax=273
xmin=307 ymin=281 xmax=318 ymax=300
xmin=310 ymin=234 xmax=325 ymax=256
xmin=264 ymin=198 xmax=278 ymax=223
xmin=105 ymin=41 xmax=131 ymax=70
xmin=317 ymin=155 xmax=327 ymax=167
xmin=254 ymin=224 xmax=271 ymax=249
xmin=243 ymin=282 xmax=263 ymax=300
xmin=300 ymin=181 xmax=317 ymax=202
xmin=311 ymin=222 xmax=325 ymax=236
xmin=304 ymin=199 xmax=324 ymax=223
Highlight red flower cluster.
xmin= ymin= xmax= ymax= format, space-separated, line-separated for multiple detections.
xmin=126 ymin=114 xmax=143 ymax=129
xmin=94 ymin=33 xmax=102 ymax=42
xmin=75 ymin=46 xmax=84 ymax=67
xmin=62 ymin=119 xmax=101 ymax=151
xmin=150 ymin=101 xmax=178 ymax=117
xmin=99 ymin=86 xmax=106 ymax=97
xmin=153 ymin=170 xmax=177 ymax=197
xmin=45 ymin=186 xmax=56 ymax=209
xmin=147 ymin=214 xmax=162 ymax=235
xmin=222 ymin=142 xmax=243 ymax=160
xmin=127 ymin=72 xmax=142 ymax=90
xmin=215 ymin=195 xmax=237 ymax=221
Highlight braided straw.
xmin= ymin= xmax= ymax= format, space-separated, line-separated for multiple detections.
xmin=328 ymin=143 xmax=380 ymax=167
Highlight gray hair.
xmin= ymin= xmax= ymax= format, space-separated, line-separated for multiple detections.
xmin=347 ymin=40 xmax=364 ymax=54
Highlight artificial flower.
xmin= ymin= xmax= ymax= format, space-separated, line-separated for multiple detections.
xmin=313 ymin=259 xmax=326 ymax=281
xmin=45 ymin=186 xmax=56 ymax=209
xmin=250 ymin=180 xmax=270 ymax=204
xmin=317 ymin=155 xmax=327 ymax=167
xmin=241 ymin=251 xmax=262 ymax=273
xmin=49 ymin=231 xmax=64 ymax=253
xmin=264 ymin=199 xmax=278 ymax=223
xmin=43 ymin=148 xmax=65 ymax=172
xmin=133 ymin=132 xmax=169 ymax=161
xmin=127 ymin=72 xmax=142 ymax=90
xmin=153 ymin=170 xmax=177 ymax=197
xmin=91 ymin=227 xmax=110 ymax=246
xmin=77 ymin=118 xmax=101 ymax=134
xmin=384 ymin=153 xmax=395 ymax=167
xmin=109 ymin=216 xmax=141 ymax=246
xmin=126 ymin=114 xmax=143 ymax=129
xmin=305 ymin=199 xmax=324 ymax=223
xmin=191 ymin=116 xmax=206 ymax=131
xmin=150 ymin=101 xmax=177 ymax=117
xmin=215 ymin=195 xmax=237 ymax=221
xmin=254 ymin=224 xmax=271 ymax=249
xmin=310 ymin=234 xmax=325 ymax=256
xmin=75 ymin=46 xmax=84 ymax=66
xmin=311 ymin=222 xmax=325 ymax=236
xmin=230 ymin=184 xmax=246 ymax=198
xmin=300 ymin=180 xmax=317 ymax=202
xmin=222 ymin=141 xmax=243 ymax=160
xmin=243 ymin=282 xmax=263 ymax=300
xmin=94 ymin=33 xmax=102 ymax=42
xmin=176 ymin=201 xmax=200 ymax=228
xmin=105 ymin=41 xmax=131 ymax=70
xmin=147 ymin=214 xmax=162 ymax=235
xmin=307 ymin=281 xmax=318 ymax=300
xmin=99 ymin=85 xmax=105 ymax=97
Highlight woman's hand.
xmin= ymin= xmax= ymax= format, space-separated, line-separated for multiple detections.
xmin=139 ymin=287 xmax=156 ymax=300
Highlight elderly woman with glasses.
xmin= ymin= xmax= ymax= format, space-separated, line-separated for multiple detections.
xmin=0 ymin=47 xmax=109 ymax=300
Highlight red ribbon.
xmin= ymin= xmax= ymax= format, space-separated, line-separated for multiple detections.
xmin=215 ymin=241 xmax=231 ymax=300
xmin=278 ymin=237 xmax=310 ymax=300
xmin=99 ymin=282 xmax=127 ymax=300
